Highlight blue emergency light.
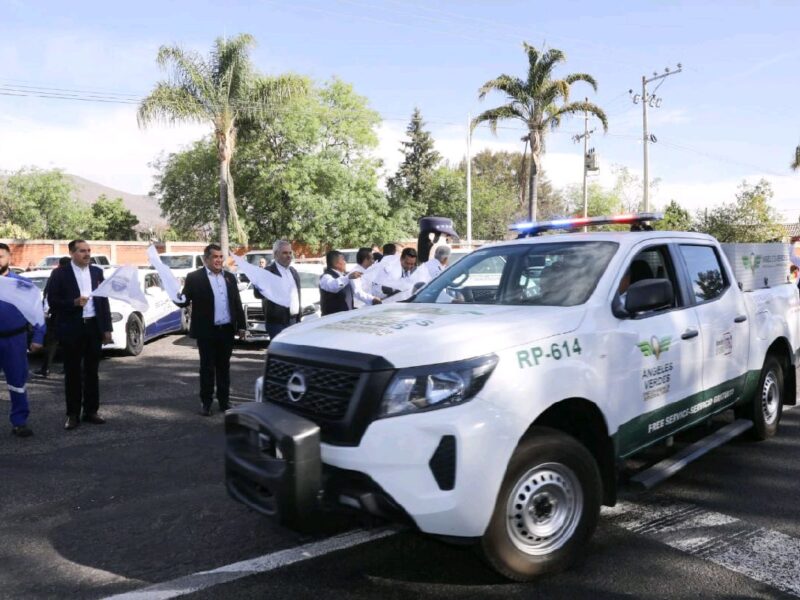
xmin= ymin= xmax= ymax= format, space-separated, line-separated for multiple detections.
xmin=510 ymin=212 xmax=663 ymax=238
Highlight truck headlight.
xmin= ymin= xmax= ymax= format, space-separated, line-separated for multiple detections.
xmin=378 ymin=354 xmax=498 ymax=418
xmin=111 ymin=312 xmax=123 ymax=323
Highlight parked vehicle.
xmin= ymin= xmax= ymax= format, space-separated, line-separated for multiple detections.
xmin=225 ymin=214 xmax=799 ymax=581
xmin=156 ymin=252 xmax=205 ymax=281
xmin=37 ymin=254 xmax=110 ymax=268
xmin=105 ymin=269 xmax=186 ymax=356
xmin=244 ymin=249 xmax=274 ymax=266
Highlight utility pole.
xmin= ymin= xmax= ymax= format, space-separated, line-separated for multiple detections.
xmin=466 ymin=113 xmax=473 ymax=248
xmin=630 ymin=63 xmax=682 ymax=212
xmin=572 ymin=98 xmax=597 ymax=232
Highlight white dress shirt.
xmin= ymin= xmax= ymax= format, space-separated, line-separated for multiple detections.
xmin=71 ymin=261 xmax=96 ymax=318
xmin=275 ymin=263 xmax=301 ymax=317
xmin=205 ymin=268 xmax=231 ymax=325
xmin=319 ymin=268 xmax=375 ymax=307
xmin=426 ymin=259 xmax=444 ymax=280
xmin=349 ymin=264 xmax=378 ymax=308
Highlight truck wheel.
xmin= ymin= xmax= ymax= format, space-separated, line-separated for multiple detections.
xmin=479 ymin=427 xmax=601 ymax=581
xmin=749 ymin=355 xmax=783 ymax=440
xmin=125 ymin=314 xmax=144 ymax=356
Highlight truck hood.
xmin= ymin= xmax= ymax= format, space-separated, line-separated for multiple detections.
xmin=270 ymin=302 xmax=587 ymax=368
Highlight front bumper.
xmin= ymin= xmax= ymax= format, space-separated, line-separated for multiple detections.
xmin=225 ymin=396 xmax=519 ymax=538
xmin=225 ymin=402 xmax=410 ymax=529
xmin=225 ymin=403 xmax=322 ymax=529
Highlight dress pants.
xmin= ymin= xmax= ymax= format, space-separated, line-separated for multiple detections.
xmin=196 ymin=324 xmax=235 ymax=410
xmin=61 ymin=318 xmax=102 ymax=418
xmin=266 ymin=316 xmax=299 ymax=341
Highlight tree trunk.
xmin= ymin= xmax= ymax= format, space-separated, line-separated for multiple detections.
xmin=217 ymin=135 xmax=230 ymax=258
xmin=528 ymin=150 xmax=538 ymax=222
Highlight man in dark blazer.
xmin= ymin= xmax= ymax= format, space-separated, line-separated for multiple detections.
xmin=46 ymin=239 xmax=113 ymax=430
xmin=253 ymin=239 xmax=302 ymax=339
xmin=177 ymin=244 xmax=245 ymax=416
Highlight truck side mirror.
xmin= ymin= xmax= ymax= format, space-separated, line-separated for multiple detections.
xmin=624 ymin=279 xmax=674 ymax=315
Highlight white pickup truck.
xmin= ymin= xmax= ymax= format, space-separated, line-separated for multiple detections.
xmin=225 ymin=215 xmax=799 ymax=581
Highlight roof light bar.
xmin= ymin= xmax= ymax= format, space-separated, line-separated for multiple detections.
xmin=510 ymin=212 xmax=663 ymax=238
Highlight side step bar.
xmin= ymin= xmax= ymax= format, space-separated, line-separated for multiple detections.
xmin=630 ymin=419 xmax=753 ymax=490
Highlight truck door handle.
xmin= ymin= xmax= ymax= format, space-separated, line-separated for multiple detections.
xmin=681 ymin=329 xmax=699 ymax=340
xmin=734 ymin=315 xmax=747 ymax=323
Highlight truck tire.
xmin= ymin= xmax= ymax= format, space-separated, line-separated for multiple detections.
xmin=125 ymin=314 xmax=144 ymax=356
xmin=479 ymin=427 xmax=602 ymax=581
xmin=748 ymin=355 xmax=783 ymax=440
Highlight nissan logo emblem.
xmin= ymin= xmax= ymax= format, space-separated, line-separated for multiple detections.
xmin=286 ymin=372 xmax=307 ymax=402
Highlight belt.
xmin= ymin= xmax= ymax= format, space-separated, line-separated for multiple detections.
xmin=0 ymin=325 xmax=27 ymax=339
xmin=213 ymin=323 xmax=233 ymax=328
xmin=82 ymin=317 xmax=97 ymax=324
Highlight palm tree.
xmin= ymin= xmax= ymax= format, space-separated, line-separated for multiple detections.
xmin=473 ymin=43 xmax=608 ymax=221
xmin=792 ymin=145 xmax=800 ymax=171
xmin=138 ymin=33 xmax=306 ymax=256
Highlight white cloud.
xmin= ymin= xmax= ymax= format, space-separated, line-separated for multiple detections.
xmin=0 ymin=107 xmax=207 ymax=194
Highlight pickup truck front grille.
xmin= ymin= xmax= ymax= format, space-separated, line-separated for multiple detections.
xmin=262 ymin=344 xmax=396 ymax=446
xmin=245 ymin=305 xmax=265 ymax=323
xmin=264 ymin=357 xmax=360 ymax=419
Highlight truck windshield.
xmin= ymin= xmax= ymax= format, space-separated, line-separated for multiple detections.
xmin=160 ymin=255 xmax=194 ymax=269
xmin=413 ymin=241 xmax=618 ymax=307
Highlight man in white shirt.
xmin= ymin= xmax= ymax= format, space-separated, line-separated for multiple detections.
xmin=254 ymin=240 xmax=303 ymax=339
xmin=349 ymin=248 xmax=382 ymax=309
xmin=46 ymin=240 xmax=113 ymax=430
xmin=425 ymin=245 xmax=451 ymax=280
xmin=319 ymin=250 xmax=380 ymax=316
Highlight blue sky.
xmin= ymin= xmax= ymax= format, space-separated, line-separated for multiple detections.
xmin=1 ymin=0 xmax=798 ymax=219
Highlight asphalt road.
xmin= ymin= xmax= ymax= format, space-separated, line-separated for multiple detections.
xmin=0 ymin=333 xmax=798 ymax=599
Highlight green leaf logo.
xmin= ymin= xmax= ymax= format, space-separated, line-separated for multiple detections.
xmin=637 ymin=335 xmax=672 ymax=359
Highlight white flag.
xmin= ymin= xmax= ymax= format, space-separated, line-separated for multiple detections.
xmin=91 ymin=266 xmax=149 ymax=312
xmin=0 ymin=275 xmax=45 ymax=326
xmin=231 ymin=254 xmax=291 ymax=308
xmin=147 ymin=245 xmax=185 ymax=303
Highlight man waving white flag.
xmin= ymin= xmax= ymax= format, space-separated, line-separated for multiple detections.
xmin=0 ymin=275 xmax=45 ymax=326
xmin=90 ymin=265 xmax=149 ymax=312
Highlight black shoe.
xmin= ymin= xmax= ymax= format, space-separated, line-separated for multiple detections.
xmin=218 ymin=404 xmax=231 ymax=413
xmin=35 ymin=369 xmax=49 ymax=378
xmin=64 ymin=416 xmax=80 ymax=430
xmin=199 ymin=406 xmax=212 ymax=417
xmin=12 ymin=425 xmax=33 ymax=437
xmin=82 ymin=413 xmax=106 ymax=425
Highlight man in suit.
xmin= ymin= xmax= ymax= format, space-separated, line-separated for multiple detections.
xmin=46 ymin=240 xmax=113 ymax=430
xmin=319 ymin=250 xmax=379 ymax=316
xmin=178 ymin=244 xmax=245 ymax=416
xmin=254 ymin=239 xmax=302 ymax=339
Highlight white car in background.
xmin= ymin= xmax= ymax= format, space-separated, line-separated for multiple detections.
xmin=239 ymin=262 xmax=323 ymax=341
xmin=157 ymin=252 xmax=205 ymax=281
xmin=106 ymin=269 xmax=187 ymax=356
xmin=37 ymin=254 xmax=111 ymax=268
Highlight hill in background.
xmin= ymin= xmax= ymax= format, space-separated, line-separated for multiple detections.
xmin=67 ymin=174 xmax=166 ymax=232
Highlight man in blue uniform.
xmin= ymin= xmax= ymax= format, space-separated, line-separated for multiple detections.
xmin=0 ymin=243 xmax=44 ymax=437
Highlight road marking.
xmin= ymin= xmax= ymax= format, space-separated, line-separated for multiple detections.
xmin=604 ymin=497 xmax=800 ymax=597
xmin=101 ymin=527 xmax=397 ymax=600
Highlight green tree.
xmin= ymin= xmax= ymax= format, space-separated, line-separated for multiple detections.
xmin=387 ymin=108 xmax=442 ymax=226
xmin=138 ymin=33 xmax=307 ymax=255
xmin=695 ymin=179 xmax=784 ymax=242
xmin=0 ymin=168 xmax=90 ymax=238
xmin=89 ymin=195 xmax=139 ymax=240
xmin=465 ymin=150 xmax=565 ymax=221
xmin=473 ymin=43 xmax=607 ymax=221
xmin=792 ymin=145 xmax=800 ymax=171
xmin=151 ymin=78 xmax=406 ymax=250
xmin=655 ymin=200 xmax=692 ymax=231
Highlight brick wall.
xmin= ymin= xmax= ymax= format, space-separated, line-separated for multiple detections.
xmin=1 ymin=239 xmax=203 ymax=268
